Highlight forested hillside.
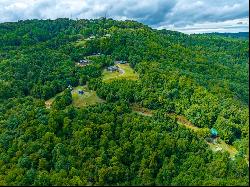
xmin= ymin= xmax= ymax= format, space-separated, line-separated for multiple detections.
xmin=0 ymin=18 xmax=249 ymax=186
xmin=203 ymin=32 xmax=249 ymax=39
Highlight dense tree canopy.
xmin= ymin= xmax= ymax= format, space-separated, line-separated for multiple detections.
xmin=0 ymin=18 xmax=248 ymax=186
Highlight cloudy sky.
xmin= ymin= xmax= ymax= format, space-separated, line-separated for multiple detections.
xmin=0 ymin=0 xmax=249 ymax=33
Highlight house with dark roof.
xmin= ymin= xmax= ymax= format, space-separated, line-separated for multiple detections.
xmin=107 ymin=66 xmax=119 ymax=72
xmin=79 ymin=59 xmax=89 ymax=64
xmin=115 ymin=60 xmax=127 ymax=64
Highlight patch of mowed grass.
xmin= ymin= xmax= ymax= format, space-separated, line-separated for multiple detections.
xmin=71 ymin=86 xmax=104 ymax=108
xmin=102 ymin=70 xmax=121 ymax=81
xmin=45 ymin=85 xmax=104 ymax=108
xmin=207 ymin=140 xmax=238 ymax=158
xmin=102 ymin=64 xmax=139 ymax=82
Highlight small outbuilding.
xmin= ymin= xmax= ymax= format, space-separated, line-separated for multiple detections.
xmin=115 ymin=60 xmax=127 ymax=64
xmin=78 ymin=90 xmax=84 ymax=95
xmin=79 ymin=59 xmax=89 ymax=64
xmin=120 ymin=60 xmax=127 ymax=64
xmin=67 ymin=85 xmax=73 ymax=91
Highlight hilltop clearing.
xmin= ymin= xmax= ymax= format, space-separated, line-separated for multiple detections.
xmin=45 ymin=85 xmax=104 ymax=109
xmin=102 ymin=63 xmax=139 ymax=82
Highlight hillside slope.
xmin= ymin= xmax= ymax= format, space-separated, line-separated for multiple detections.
xmin=0 ymin=18 xmax=248 ymax=186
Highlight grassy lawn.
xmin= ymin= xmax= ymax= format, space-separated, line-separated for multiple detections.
xmin=102 ymin=63 xmax=139 ymax=82
xmin=207 ymin=141 xmax=238 ymax=159
xmin=45 ymin=85 xmax=104 ymax=108
xmin=71 ymin=85 xmax=104 ymax=108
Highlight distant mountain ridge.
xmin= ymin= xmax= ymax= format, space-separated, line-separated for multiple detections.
xmin=203 ymin=32 xmax=249 ymax=39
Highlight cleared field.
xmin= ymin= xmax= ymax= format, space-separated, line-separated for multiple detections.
xmin=102 ymin=63 xmax=139 ymax=82
xmin=207 ymin=141 xmax=238 ymax=158
xmin=45 ymin=85 xmax=104 ymax=108
xmin=71 ymin=86 xmax=104 ymax=108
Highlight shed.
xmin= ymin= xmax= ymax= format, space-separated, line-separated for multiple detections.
xmin=67 ymin=85 xmax=73 ymax=90
xmin=79 ymin=59 xmax=89 ymax=64
xmin=119 ymin=60 xmax=127 ymax=64
xmin=78 ymin=90 xmax=84 ymax=95
xmin=115 ymin=60 xmax=126 ymax=64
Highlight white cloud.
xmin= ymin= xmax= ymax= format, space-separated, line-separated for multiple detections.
xmin=157 ymin=18 xmax=249 ymax=34
xmin=0 ymin=0 xmax=249 ymax=33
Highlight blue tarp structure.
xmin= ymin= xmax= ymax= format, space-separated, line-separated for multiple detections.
xmin=210 ymin=128 xmax=218 ymax=137
xmin=78 ymin=90 xmax=84 ymax=95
